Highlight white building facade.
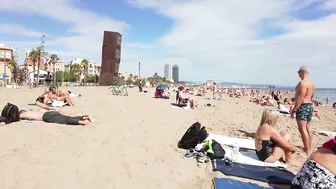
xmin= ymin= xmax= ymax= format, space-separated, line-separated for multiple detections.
xmin=164 ymin=63 xmax=172 ymax=81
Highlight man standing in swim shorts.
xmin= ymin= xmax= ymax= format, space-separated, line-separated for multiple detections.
xmin=291 ymin=66 xmax=315 ymax=155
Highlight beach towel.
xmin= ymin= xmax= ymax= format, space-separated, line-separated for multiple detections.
xmin=28 ymin=103 xmax=69 ymax=107
xmin=20 ymin=120 xmax=44 ymax=123
xmin=212 ymin=160 xmax=295 ymax=185
xmin=318 ymin=130 xmax=336 ymax=137
xmin=206 ymin=133 xmax=256 ymax=150
xmin=69 ymin=93 xmax=81 ymax=98
xmin=223 ymin=146 xmax=286 ymax=168
xmin=213 ymin=177 xmax=276 ymax=189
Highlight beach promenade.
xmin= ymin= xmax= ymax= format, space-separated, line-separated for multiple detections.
xmin=0 ymin=86 xmax=335 ymax=189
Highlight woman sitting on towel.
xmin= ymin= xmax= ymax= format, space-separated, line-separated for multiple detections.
xmin=255 ymin=109 xmax=298 ymax=165
xmin=291 ymin=138 xmax=336 ymax=189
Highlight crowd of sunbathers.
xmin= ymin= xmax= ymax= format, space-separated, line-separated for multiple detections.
xmin=1 ymin=87 xmax=92 ymax=126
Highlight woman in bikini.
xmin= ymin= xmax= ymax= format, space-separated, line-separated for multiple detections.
xmin=291 ymin=138 xmax=336 ymax=189
xmin=255 ymin=109 xmax=298 ymax=165
xmin=47 ymin=87 xmax=75 ymax=106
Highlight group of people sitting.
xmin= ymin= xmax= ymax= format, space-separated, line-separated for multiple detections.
xmin=1 ymin=87 xmax=92 ymax=126
xmin=255 ymin=109 xmax=335 ymax=188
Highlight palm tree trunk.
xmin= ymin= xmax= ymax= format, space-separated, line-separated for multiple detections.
xmin=37 ymin=56 xmax=40 ymax=86
xmin=32 ymin=61 xmax=36 ymax=85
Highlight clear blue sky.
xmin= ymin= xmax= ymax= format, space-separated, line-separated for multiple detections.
xmin=0 ymin=0 xmax=335 ymax=87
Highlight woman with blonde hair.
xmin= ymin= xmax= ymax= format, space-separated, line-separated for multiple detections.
xmin=255 ymin=109 xmax=298 ymax=165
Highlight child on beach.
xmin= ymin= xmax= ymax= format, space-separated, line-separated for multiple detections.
xmin=255 ymin=109 xmax=298 ymax=165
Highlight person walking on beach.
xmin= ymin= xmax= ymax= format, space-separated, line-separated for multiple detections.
xmin=291 ymin=66 xmax=315 ymax=155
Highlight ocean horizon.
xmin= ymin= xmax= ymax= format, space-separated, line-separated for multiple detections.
xmin=216 ymin=82 xmax=336 ymax=104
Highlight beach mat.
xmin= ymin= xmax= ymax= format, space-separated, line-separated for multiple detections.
xmin=213 ymin=177 xmax=276 ymax=189
xmin=212 ymin=160 xmax=295 ymax=185
xmin=207 ymin=133 xmax=256 ymax=150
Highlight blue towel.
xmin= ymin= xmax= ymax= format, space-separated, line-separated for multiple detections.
xmin=212 ymin=160 xmax=295 ymax=185
xmin=213 ymin=177 xmax=276 ymax=189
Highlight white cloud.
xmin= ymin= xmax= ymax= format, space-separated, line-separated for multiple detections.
xmin=0 ymin=0 xmax=129 ymax=55
xmin=320 ymin=0 xmax=336 ymax=10
xmin=0 ymin=24 xmax=43 ymax=37
xmin=124 ymin=0 xmax=336 ymax=87
xmin=1 ymin=0 xmax=336 ymax=87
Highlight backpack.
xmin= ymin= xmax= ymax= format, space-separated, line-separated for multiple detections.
xmin=1 ymin=103 xmax=20 ymax=124
xmin=205 ymin=139 xmax=226 ymax=160
xmin=178 ymin=122 xmax=209 ymax=149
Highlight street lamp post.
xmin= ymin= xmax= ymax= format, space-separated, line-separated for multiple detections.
xmin=36 ymin=34 xmax=45 ymax=87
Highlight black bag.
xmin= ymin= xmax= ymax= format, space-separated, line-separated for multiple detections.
xmin=205 ymin=139 xmax=226 ymax=160
xmin=178 ymin=122 xmax=209 ymax=149
xmin=1 ymin=103 xmax=20 ymax=124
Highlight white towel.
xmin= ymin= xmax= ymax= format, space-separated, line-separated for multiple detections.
xmin=223 ymin=146 xmax=286 ymax=168
xmin=52 ymin=100 xmax=66 ymax=107
xmin=318 ymin=130 xmax=336 ymax=137
xmin=206 ymin=133 xmax=256 ymax=150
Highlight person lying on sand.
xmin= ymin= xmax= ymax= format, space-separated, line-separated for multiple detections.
xmin=35 ymin=96 xmax=56 ymax=111
xmin=255 ymin=109 xmax=299 ymax=166
xmin=291 ymin=138 xmax=336 ymax=189
xmin=19 ymin=109 xmax=91 ymax=125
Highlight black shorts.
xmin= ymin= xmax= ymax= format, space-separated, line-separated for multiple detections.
xmin=42 ymin=111 xmax=83 ymax=125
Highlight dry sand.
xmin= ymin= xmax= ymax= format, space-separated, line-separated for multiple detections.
xmin=0 ymin=86 xmax=335 ymax=189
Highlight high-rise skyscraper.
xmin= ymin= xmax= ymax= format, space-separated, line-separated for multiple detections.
xmin=164 ymin=63 xmax=172 ymax=81
xmin=172 ymin=65 xmax=179 ymax=83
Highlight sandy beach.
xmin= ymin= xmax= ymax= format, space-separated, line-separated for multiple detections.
xmin=0 ymin=86 xmax=335 ymax=189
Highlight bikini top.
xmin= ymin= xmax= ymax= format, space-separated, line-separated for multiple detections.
xmin=322 ymin=137 xmax=336 ymax=153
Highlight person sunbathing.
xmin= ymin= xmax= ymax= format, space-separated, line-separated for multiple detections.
xmin=48 ymin=87 xmax=75 ymax=106
xmin=177 ymin=87 xmax=196 ymax=109
xmin=19 ymin=109 xmax=91 ymax=125
xmin=291 ymin=138 xmax=336 ymax=189
xmin=35 ymin=96 xmax=56 ymax=111
xmin=255 ymin=109 xmax=298 ymax=165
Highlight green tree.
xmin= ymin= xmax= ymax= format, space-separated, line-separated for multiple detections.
xmin=18 ymin=68 xmax=24 ymax=83
xmin=48 ymin=54 xmax=59 ymax=83
xmin=81 ymin=59 xmax=89 ymax=77
xmin=28 ymin=49 xmax=39 ymax=82
xmin=126 ymin=77 xmax=133 ymax=85
xmin=7 ymin=60 xmax=17 ymax=84
xmin=68 ymin=71 xmax=76 ymax=82
xmin=93 ymin=74 xmax=99 ymax=84
xmin=35 ymin=46 xmax=45 ymax=84
xmin=63 ymin=71 xmax=69 ymax=82
xmin=70 ymin=64 xmax=82 ymax=81
xmin=55 ymin=71 xmax=63 ymax=82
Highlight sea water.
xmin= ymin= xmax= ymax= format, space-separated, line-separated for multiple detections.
xmin=277 ymin=88 xmax=336 ymax=105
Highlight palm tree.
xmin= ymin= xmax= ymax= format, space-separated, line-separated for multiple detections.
xmin=70 ymin=64 xmax=82 ymax=81
xmin=36 ymin=46 xmax=45 ymax=84
xmin=7 ymin=60 xmax=17 ymax=84
xmin=81 ymin=59 xmax=89 ymax=76
xmin=48 ymin=54 xmax=59 ymax=83
xmin=28 ymin=49 xmax=39 ymax=83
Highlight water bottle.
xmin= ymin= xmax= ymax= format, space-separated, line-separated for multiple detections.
xmin=231 ymin=143 xmax=240 ymax=162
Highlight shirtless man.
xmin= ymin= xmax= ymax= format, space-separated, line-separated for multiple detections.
xmin=291 ymin=66 xmax=315 ymax=155
xmin=19 ymin=109 xmax=91 ymax=125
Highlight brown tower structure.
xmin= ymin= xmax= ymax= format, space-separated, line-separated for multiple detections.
xmin=99 ymin=31 xmax=122 ymax=86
